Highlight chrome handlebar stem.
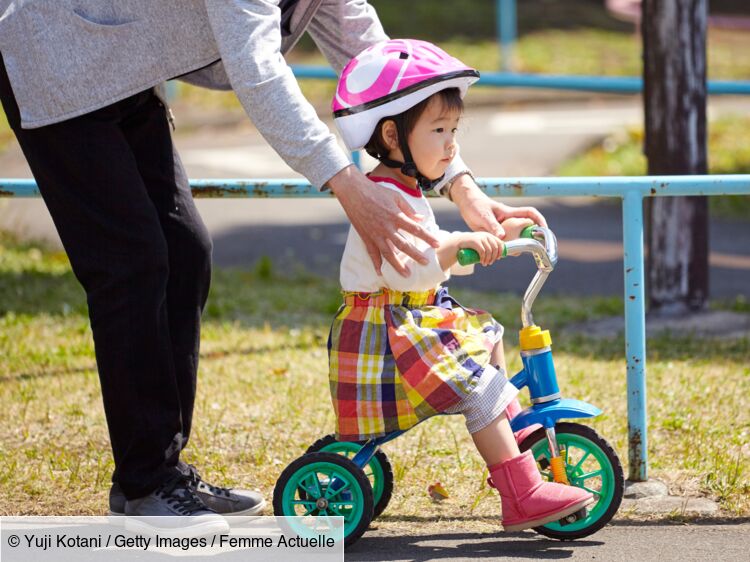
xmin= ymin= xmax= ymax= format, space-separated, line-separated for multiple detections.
xmin=504 ymin=227 xmax=558 ymax=328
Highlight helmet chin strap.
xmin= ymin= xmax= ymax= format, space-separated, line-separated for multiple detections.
xmin=374 ymin=115 xmax=444 ymax=192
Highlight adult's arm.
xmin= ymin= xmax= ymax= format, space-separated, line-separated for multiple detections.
xmin=306 ymin=0 xmax=471 ymax=196
xmin=307 ymin=1 xmax=547 ymax=237
xmin=204 ymin=0 xmax=350 ymax=189
xmin=448 ymin=173 xmax=548 ymax=238
xmin=203 ymin=0 xmax=437 ymax=275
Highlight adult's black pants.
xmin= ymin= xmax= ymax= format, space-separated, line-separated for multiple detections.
xmin=0 ymin=55 xmax=213 ymax=499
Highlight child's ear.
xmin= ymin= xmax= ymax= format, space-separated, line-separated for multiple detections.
xmin=381 ymin=120 xmax=399 ymax=151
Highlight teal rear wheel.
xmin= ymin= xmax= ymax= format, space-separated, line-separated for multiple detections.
xmin=519 ymin=422 xmax=624 ymax=540
xmin=306 ymin=434 xmax=394 ymax=519
xmin=273 ymin=452 xmax=373 ymax=548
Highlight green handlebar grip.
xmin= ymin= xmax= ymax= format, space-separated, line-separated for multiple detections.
xmin=520 ymin=225 xmax=537 ymax=239
xmin=457 ymin=248 xmax=480 ymax=266
xmin=457 ymin=246 xmax=507 ymax=266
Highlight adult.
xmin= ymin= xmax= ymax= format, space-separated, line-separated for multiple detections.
xmin=0 ymin=0 xmax=545 ymax=525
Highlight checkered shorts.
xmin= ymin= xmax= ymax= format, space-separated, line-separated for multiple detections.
xmin=328 ymin=287 xmax=503 ymax=441
xmin=444 ymin=365 xmax=519 ymax=433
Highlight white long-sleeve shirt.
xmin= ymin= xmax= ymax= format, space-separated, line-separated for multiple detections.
xmin=340 ymin=177 xmax=474 ymax=292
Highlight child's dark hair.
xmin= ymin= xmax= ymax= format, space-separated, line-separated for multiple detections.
xmin=365 ymin=87 xmax=463 ymax=160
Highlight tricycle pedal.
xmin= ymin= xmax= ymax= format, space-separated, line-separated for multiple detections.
xmin=558 ymin=507 xmax=587 ymax=526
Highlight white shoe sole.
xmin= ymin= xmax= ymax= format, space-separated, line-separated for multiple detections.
xmin=107 ymin=513 xmax=126 ymax=526
xmin=503 ymin=496 xmax=595 ymax=532
xmin=227 ymin=498 xmax=267 ymax=517
xmin=110 ymin=498 xmax=266 ymax=520
xmin=124 ymin=515 xmax=230 ymax=538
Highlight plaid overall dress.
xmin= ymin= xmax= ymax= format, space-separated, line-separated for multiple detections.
xmin=328 ymin=286 xmax=501 ymax=441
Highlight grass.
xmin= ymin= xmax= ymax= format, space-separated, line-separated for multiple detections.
xmin=0 ymin=110 xmax=13 ymax=152
xmin=171 ymin=26 xmax=750 ymax=112
xmin=558 ymin=115 xmax=750 ymax=219
xmin=2 ymin=26 xmax=750 ymax=148
xmin=1 ymin=232 xmax=748 ymax=524
xmin=368 ymin=0 xmax=634 ymax=42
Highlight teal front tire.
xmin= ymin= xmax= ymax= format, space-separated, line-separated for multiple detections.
xmin=519 ymin=422 xmax=624 ymax=540
xmin=306 ymin=434 xmax=394 ymax=520
xmin=273 ymin=452 xmax=374 ymax=548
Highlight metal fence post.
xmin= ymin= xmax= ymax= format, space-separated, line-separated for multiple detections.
xmin=4 ymin=175 xmax=750 ymax=482
xmin=622 ymin=190 xmax=648 ymax=481
xmin=497 ymin=0 xmax=517 ymax=71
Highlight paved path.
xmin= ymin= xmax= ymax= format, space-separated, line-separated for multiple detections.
xmin=1 ymin=99 xmax=748 ymax=557
xmin=1 ymin=99 xmax=748 ymax=297
xmin=346 ymin=521 xmax=750 ymax=562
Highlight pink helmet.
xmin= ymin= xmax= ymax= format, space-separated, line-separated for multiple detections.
xmin=333 ymin=39 xmax=480 ymax=151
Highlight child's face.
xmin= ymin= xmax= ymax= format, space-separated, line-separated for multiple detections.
xmin=407 ymin=96 xmax=460 ymax=181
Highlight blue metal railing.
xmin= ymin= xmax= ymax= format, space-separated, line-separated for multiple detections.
xmin=3 ymin=174 xmax=749 ymax=481
xmin=290 ymin=65 xmax=750 ymax=96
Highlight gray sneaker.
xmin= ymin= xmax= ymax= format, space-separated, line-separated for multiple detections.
xmin=123 ymin=474 xmax=229 ymax=537
xmin=110 ymin=462 xmax=266 ymax=517
xmin=181 ymin=463 xmax=267 ymax=516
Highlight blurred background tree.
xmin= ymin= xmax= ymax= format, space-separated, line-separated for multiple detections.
xmin=643 ymin=0 xmax=709 ymax=314
xmin=294 ymin=0 xmax=750 ymax=49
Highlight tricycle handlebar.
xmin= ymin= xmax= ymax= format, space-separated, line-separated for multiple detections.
xmin=455 ymin=226 xmax=558 ymax=328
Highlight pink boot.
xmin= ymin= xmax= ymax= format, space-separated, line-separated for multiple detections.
xmin=506 ymin=398 xmax=541 ymax=445
xmin=488 ymin=451 xmax=594 ymax=532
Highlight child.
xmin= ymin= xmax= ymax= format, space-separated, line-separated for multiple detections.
xmin=329 ymin=39 xmax=592 ymax=531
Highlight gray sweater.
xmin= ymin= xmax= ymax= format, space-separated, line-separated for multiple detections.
xmin=0 ymin=0 xmax=468 ymax=190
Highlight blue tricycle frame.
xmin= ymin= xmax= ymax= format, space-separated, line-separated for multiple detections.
xmin=273 ymin=226 xmax=625 ymax=546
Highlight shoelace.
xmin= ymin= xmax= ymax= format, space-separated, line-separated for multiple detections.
xmin=158 ymin=474 xmax=209 ymax=515
xmin=184 ymin=464 xmax=232 ymax=498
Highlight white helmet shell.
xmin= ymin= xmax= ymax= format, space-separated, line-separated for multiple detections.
xmin=333 ymin=39 xmax=479 ymax=151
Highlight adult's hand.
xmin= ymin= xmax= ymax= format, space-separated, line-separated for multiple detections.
xmin=328 ymin=165 xmax=439 ymax=276
xmin=449 ymin=173 xmax=547 ymax=238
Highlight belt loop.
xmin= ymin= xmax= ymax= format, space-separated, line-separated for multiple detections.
xmin=343 ymin=289 xmax=386 ymax=306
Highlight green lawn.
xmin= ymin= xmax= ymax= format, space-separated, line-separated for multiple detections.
xmin=1 ymin=232 xmax=748 ymax=523
xmin=0 ymin=110 xmax=12 ymax=152
xmin=170 ymin=26 xmax=750 ymax=112
xmin=558 ymin=115 xmax=750 ymax=219
xmin=2 ymin=26 xmax=749 ymax=148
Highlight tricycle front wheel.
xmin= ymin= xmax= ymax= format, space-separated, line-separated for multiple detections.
xmin=519 ymin=422 xmax=624 ymax=540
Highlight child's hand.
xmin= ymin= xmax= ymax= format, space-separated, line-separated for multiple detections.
xmin=459 ymin=232 xmax=504 ymax=267
xmin=500 ymin=217 xmax=535 ymax=241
